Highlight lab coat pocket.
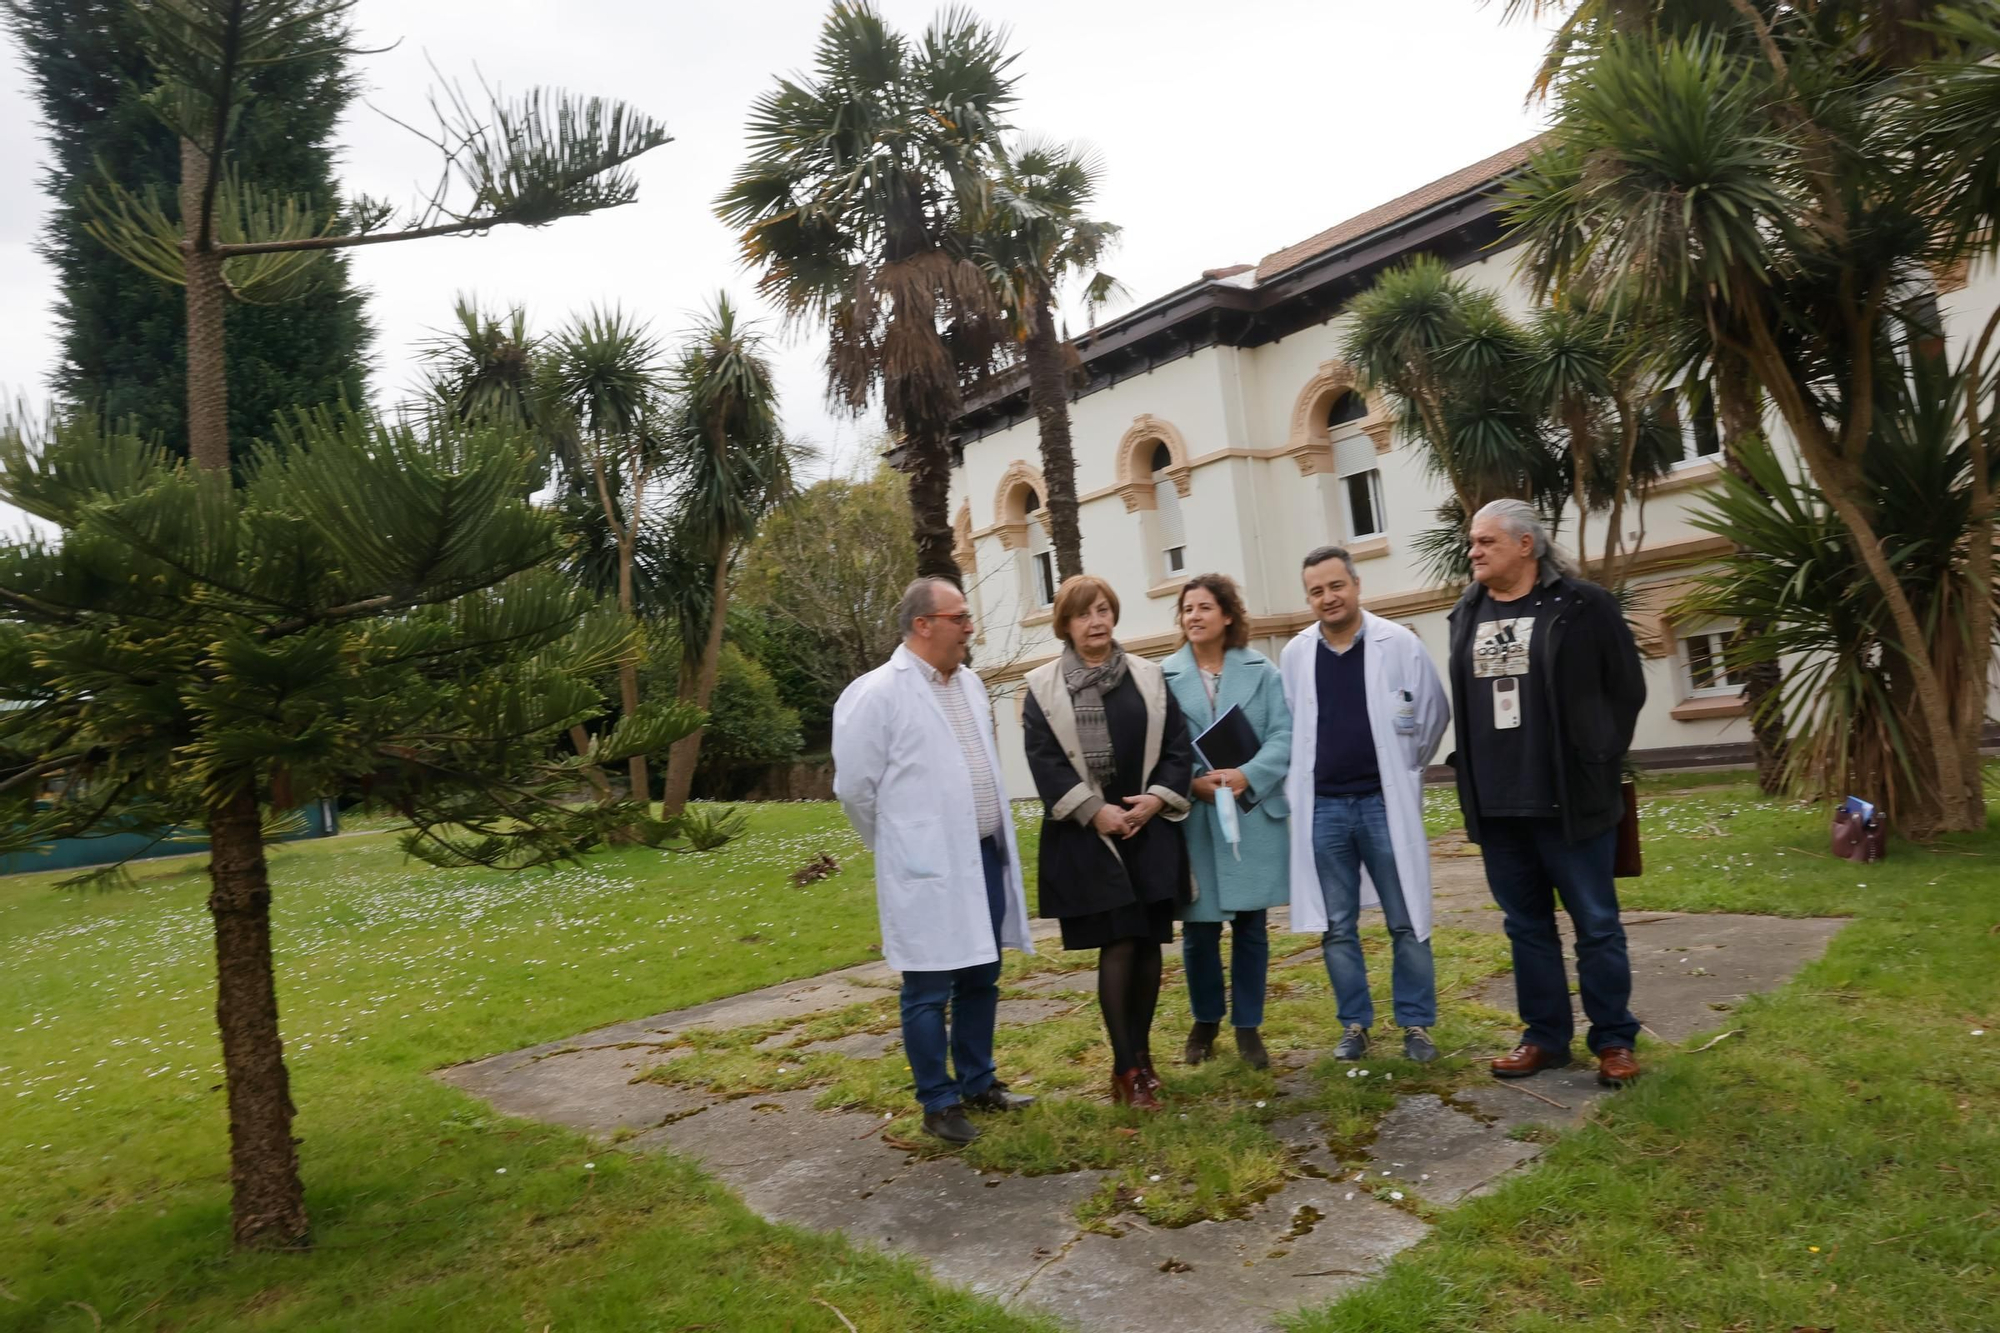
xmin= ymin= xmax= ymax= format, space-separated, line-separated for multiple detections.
xmin=882 ymin=815 xmax=945 ymax=881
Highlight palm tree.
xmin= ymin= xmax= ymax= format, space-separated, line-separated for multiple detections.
xmin=1340 ymin=257 xmax=1562 ymax=578
xmin=658 ymin=296 xmax=790 ymax=817
xmin=716 ymin=1 xmax=1017 ymax=581
xmin=545 ymin=308 xmax=669 ymax=803
xmin=976 ymin=138 xmax=1123 ymax=582
xmin=417 ymin=297 xmax=540 ymax=430
xmin=1505 ymin=11 xmax=2000 ymax=832
xmin=1677 ymin=356 xmax=2000 ymax=823
xmin=1518 ymin=297 xmax=1677 ymax=589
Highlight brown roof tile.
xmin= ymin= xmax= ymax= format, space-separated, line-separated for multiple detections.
xmin=1252 ymin=138 xmax=1542 ymax=282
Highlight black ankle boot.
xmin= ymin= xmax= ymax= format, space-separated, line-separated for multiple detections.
xmin=1183 ymin=1021 xmax=1220 ymax=1065
xmin=1234 ymin=1026 xmax=1269 ymax=1070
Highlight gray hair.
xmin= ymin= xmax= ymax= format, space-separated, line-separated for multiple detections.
xmin=1471 ymin=498 xmax=1582 ymax=583
xmin=1301 ymin=544 xmax=1359 ymax=582
xmin=896 ymin=576 xmax=960 ymax=636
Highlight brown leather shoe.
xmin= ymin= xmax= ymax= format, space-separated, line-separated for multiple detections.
xmin=1490 ymin=1043 xmax=1573 ymax=1078
xmin=1111 ymin=1068 xmax=1162 ymax=1111
xmin=1137 ymin=1065 xmax=1165 ymax=1097
xmin=1596 ymin=1047 xmax=1640 ymax=1087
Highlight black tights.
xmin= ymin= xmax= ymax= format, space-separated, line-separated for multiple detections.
xmin=1098 ymin=938 xmax=1163 ymax=1075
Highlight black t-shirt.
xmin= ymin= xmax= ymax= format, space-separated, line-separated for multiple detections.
xmin=1463 ymin=587 xmax=1561 ymax=818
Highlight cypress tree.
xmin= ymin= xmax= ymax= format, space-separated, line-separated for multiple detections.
xmin=4 ymin=0 xmax=369 ymax=453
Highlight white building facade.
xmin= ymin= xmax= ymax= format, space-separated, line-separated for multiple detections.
xmin=947 ymin=142 xmax=2000 ymax=794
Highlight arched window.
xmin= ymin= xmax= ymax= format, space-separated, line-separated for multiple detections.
xmin=1324 ymin=395 xmax=1384 ymax=542
xmin=1150 ymin=443 xmax=1188 ymax=577
xmin=1327 ymin=390 xmax=1369 ymax=428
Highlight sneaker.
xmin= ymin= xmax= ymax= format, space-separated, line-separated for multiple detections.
xmin=1334 ymin=1024 xmax=1369 ymax=1061
xmin=921 ymin=1104 xmax=980 ymax=1144
xmin=1402 ymin=1027 xmax=1438 ymax=1063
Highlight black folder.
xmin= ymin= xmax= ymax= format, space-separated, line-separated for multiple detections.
xmin=1191 ymin=704 xmax=1264 ymax=810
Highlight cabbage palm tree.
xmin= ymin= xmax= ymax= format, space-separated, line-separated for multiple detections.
xmin=975 ymin=138 xmax=1122 ymax=582
xmin=1340 ymin=256 xmax=1562 ymax=576
xmin=716 ymin=1 xmax=1016 ymax=581
xmin=658 ymin=296 xmax=790 ymax=817
xmin=544 ymin=309 xmax=670 ymax=802
xmin=1677 ymin=354 xmax=2000 ymax=822
xmin=1518 ymin=298 xmax=1678 ymax=589
xmin=1506 ymin=8 xmax=2000 ymax=832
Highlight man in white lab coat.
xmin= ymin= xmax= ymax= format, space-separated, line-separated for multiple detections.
xmin=833 ymin=577 xmax=1036 ymax=1145
xmin=1281 ymin=546 xmax=1451 ymax=1063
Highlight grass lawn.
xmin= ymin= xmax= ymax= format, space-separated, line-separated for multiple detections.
xmin=1294 ymin=769 xmax=2000 ymax=1332
xmin=5 ymin=775 xmax=1995 ymax=1331
xmin=0 ymin=804 xmax=1058 ymax=1332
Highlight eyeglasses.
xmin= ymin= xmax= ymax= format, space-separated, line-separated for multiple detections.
xmin=922 ymin=611 xmax=975 ymax=626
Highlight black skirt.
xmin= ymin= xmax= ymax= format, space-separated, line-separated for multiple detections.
xmin=1058 ymin=895 xmax=1176 ymax=950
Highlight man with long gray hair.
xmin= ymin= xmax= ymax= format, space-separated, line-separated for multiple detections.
xmin=1446 ymin=499 xmax=1648 ymax=1088
xmin=833 ymin=577 xmax=1036 ymax=1144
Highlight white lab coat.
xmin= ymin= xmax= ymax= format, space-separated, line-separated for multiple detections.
xmin=1280 ymin=611 xmax=1451 ymax=941
xmin=832 ymin=645 xmax=1034 ymax=973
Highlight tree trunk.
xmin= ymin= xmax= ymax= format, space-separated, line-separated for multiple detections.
xmin=614 ymin=532 xmax=648 ymax=805
xmin=661 ymin=551 xmax=731 ymax=817
xmin=904 ymin=422 xmax=960 ymax=583
xmin=1744 ymin=317 xmax=1974 ymax=831
xmin=206 ymin=785 xmax=307 ymax=1250
xmin=618 ymin=657 xmax=647 ymax=805
xmin=1025 ymin=290 xmax=1085 ymax=582
xmin=180 ymin=138 xmax=230 ymax=473
xmin=1715 ymin=358 xmax=1789 ymax=794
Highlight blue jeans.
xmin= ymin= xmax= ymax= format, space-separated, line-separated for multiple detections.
xmin=899 ymin=835 xmax=1007 ymax=1112
xmin=1181 ymin=910 xmax=1269 ymax=1028
xmin=1478 ymin=816 xmax=1639 ymax=1054
xmin=1312 ymin=793 xmax=1437 ymax=1029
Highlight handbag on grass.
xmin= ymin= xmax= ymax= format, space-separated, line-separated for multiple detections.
xmin=1612 ymin=779 xmax=1643 ymax=879
xmin=1832 ymin=796 xmax=1887 ymax=863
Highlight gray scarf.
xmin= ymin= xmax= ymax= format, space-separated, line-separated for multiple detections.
xmin=1061 ymin=642 xmax=1129 ymax=789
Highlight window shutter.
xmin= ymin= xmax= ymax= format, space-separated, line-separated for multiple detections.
xmin=1154 ymin=477 xmax=1186 ymax=547
xmin=1332 ymin=435 xmax=1375 ymax=478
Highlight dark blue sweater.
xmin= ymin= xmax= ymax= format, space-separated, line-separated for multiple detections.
xmin=1313 ymin=633 xmax=1380 ymax=797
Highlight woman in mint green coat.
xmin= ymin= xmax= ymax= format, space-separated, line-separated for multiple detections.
xmin=1161 ymin=574 xmax=1293 ymax=1070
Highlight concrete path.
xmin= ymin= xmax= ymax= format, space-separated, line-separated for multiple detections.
xmin=439 ymin=845 xmax=1845 ymax=1332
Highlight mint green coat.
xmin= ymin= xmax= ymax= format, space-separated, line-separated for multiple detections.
xmin=1161 ymin=645 xmax=1293 ymax=922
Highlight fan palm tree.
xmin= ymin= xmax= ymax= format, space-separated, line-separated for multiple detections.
xmin=544 ymin=308 xmax=670 ymax=802
xmin=716 ymin=1 xmax=1017 ymax=581
xmin=1506 ymin=9 xmax=2000 ymax=832
xmin=658 ymin=296 xmax=790 ymax=817
xmin=975 ymin=138 xmax=1123 ymax=582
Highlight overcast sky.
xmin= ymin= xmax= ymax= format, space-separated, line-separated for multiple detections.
xmin=0 ymin=0 xmax=1555 ymax=485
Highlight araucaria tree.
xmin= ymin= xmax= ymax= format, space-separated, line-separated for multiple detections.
xmin=0 ymin=414 xmax=708 ymax=1250
xmin=976 ymin=139 xmax=1123 ymax=583
xmin=4 ymin=0 xmax=369 ymax=456
xmin=658 ymin=296 xmax=789 ymax=818
xmin=84 ymin=0 xmax=670 ymax=473
xmin=717 ymin=0 xmax=1016 ymax=581
xmin=5 ymin=0 xmax=677 ymax=1249
xmin=1506 ymin=3 xmax=2000 ymax=834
